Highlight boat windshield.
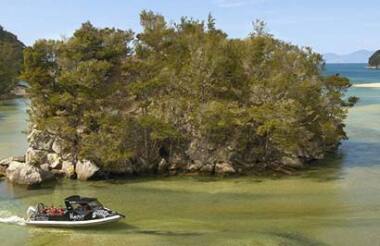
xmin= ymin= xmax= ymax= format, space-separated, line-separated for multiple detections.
xmin=87 ymin=200 xmax=103 ymax=208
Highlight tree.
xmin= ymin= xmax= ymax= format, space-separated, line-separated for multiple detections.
xmin=0 ymin=25 xmax=25 ymax=95
xmin=22 ymin=13 xmax=356 ymax=171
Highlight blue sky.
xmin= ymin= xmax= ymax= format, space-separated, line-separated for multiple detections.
xmin=0 ymin=0 xmax=379 ymax=54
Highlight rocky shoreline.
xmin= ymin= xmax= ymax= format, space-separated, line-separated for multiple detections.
xmin=0 ymin=84 xmax=27 ymax=100
xmin=0 ymin=127 xmax=315 ymax=186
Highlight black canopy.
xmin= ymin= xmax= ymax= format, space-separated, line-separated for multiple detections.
xmin=64 ymin=195 xmax=98 ymax=210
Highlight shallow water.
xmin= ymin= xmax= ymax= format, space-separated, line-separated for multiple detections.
xmin=0 ymin=99 xmax=28 ymax=160
xmin=0 ymin=64 xmax=380 ymax=245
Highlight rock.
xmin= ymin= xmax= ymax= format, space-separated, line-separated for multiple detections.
xmin=158 ymin=159 xmax=169 ymax=173
xmin=13 ymin=155 xmax=26 ymax=162
xmin=27 ymin=129 xmax=54 ymax=151
xmin=169 ymin=153 xmax=187 ymax=166
xmin=52 ymin=137 xmax=66 ymax=154
xmin=76 ymin=125 xmax=86 ymax=135
xmin=6 ymin=161 xmax=54 ymax=185
xmin=0 ymin=165 xmax=7 ymax=176
xmin=0 ymin=157 xmax=13 ymax=166
xmin=61 ymin=152 xmax=74 ymax=161
xmin=0 ymin=155 xmax=25 ymax=166
xmin=25 ymin=148 xmax=48 ymax=166
xmin=134 ymin=158 xmax=155 ymax=174
xmin=281 ymin=156 xmax=304 ymax=169
xmin=75 ymin=159 xmax=99 ymax=181
xmin=47 ymin=153 xmax=62 ymax=169
xmin=61 ymin=161 xmax=75 ymax=178
xmin=186 ymin=139 xmax=208 ymax=163
xmin=297 ymin=143 xmax=324 ymax=161
xmin=215 ymin=162 xmax=236 ymax=175
xmin=40 ymin=163 xmax=50 ymax=171
xmin=187 ymin=161 xmax=203 ymax=173
xmin=200 ymin=163 xmax=215 ymax=174
xmin=103 ymin=160 xmax=134 ymax=175
xmin=51 ymin=169 xmax=65 ymax=177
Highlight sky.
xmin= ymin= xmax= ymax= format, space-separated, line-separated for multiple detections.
xmin=0 ymin=0 xmax=379 ymax=54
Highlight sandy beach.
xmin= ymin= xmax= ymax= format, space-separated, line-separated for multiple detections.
xmin=353 ymin=83 xmax=380 ymax=88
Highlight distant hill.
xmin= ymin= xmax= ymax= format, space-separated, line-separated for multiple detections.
xmin=323 ymin=50 xmax=374 ymax=63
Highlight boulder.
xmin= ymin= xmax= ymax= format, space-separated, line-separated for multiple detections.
xmin=47 ymin=153 xmax=62 ymax=169
xmin=0 ymin=155 xmax=25 ymax=166
xmin=6 ymin=161 xmax=54 ymax=185
xmin=61 ymin=152 xmax=74 ymax=161
xmin=25 ymin=148 xmax=47 ymax=166
xmin=215 ymin=162 xmax=236 ymax=175
xmin=75 ymin=159 xmax=99 ymax=181
xmin=200 ymin=163 xmax=215 ymax=174
xmin=61 ymin=161 xmax=75 ymax=178
xmin=187 ymin=161 xmax=203 ymax=173
xmin=27 ymin=129 xmax=54 ymax=151
xmin=0 ymin=165 xmax=7 ymax=176
xmin=158 ymin=159 xmax=169 ymax=174
xmin=50 ymin=169 xmax=65 ymax=177
xmin=0 ymin=157 xmax=13 ymax=166
xmin=13 ymin=155 xmax=26 ymax=162
xmin=40 ymin=163 xmax=50 ymax=171
xmin=52 ymin=137 xmax=66 ymax=154
xmin=281 ymin=156 xmax=304 ymax=169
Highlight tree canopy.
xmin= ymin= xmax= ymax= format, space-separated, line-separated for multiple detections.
xmin=22 ymin=12 xmax=356 ymax=171
xmin=369 ymin=50 xmax=380 ymax=68
xmin=0 ymin=25 xmax=25 ymax=95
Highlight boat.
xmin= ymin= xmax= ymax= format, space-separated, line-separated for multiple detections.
xmin=25 ymin=195 xmax=125 ymax=227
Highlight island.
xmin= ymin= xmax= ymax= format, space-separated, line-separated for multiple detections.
xmin=0 ymin=12 xmax=357 ymax=185
xmin=368 ymin=50 xmax=380 ymax=69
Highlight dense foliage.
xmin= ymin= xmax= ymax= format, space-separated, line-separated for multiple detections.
xmin=369 ymin=50 xmax=380 ymax=68
xmin=0 ymin=26 xmax=25 ymax=95
xmin=22 ymin=12 xmax=355 ymax=170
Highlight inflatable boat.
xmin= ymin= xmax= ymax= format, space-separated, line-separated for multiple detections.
xmin=25 ymin=195 xmax=125 ymax=227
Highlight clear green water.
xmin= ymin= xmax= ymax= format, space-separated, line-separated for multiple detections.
xmin=0 ymin=64 xmax=380 ymax=245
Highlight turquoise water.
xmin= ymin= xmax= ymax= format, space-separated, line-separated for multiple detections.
xmin=0 ymin=64 xmax=379 ymax=245
xmin=324 ymin=63 xmax=380 ymax=83
xmin=325 ymin=63 xmax=380 ymax=107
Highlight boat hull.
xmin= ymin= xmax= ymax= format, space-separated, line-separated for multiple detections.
xmin=25 ymin=214 xmax=123 ymax=227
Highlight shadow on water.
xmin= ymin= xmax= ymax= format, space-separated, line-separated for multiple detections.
xmin=34 ymin=223 xmax=204 ymax=237
xmin=299 ymin=139 xmax=380 ymax=182
xmin=339 ymin=141 xmax=380 ymax=168
xmin=265 ymin=231 xmax=329 ymax=246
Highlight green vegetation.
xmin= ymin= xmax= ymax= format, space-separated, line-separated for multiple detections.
xmin=22 ymin=11 xmax=356 ymax=170
xmin=369 ymin=50 xmax=380 ymax=68
xmin=0 ymin=26 xmax=24 ymax=95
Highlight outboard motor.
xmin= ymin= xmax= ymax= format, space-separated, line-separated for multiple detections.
xmin=26 ymin=206 xmax=37 ymax=220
